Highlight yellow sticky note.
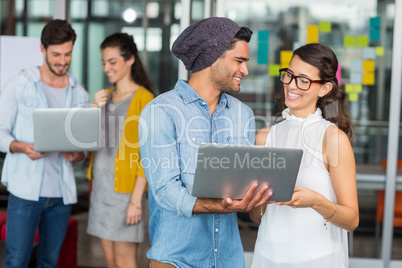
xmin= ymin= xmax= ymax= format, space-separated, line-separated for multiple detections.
xmin=348 ymin=93 xmax=359 ymax=102
xmin=268 ymin=64 xmax=281 ymax=76
xmin=376 ymin=46 xmax=384 ymax=56
xmin=319 ymin=21 xmax=332 ymax=33
xmin=307 ymin=25 xmax=319 ymax=43
xmin=344 ymin=36 xmax=356 ymax=47
xmin=354 ymin=84 xmax=363 ymax=93
xmin=363 ymin=73 xmax=375 ymax=85
xmin=363 ymin=60 xmax=375 ymax=72
xmin=357 ymin=36 xmax=369 ymax=47
xmin=345 ymin=84 xmax=363 ymax=93
xmin=345 ymin=84 xmax=354 ymax=93
xmin=280 ymin=50 xmax=293 ymax=67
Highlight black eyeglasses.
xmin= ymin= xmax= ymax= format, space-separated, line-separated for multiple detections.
xmin=279 ymin=68 xmax=327 ymax=91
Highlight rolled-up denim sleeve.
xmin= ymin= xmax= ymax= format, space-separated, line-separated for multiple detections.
xmin=0 ymin=80 xmax=18 ymax=153
xmin=139 ymin=103 xmax=197 ymax=218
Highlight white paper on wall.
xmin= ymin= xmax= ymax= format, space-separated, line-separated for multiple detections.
xmin=0 ymin=36 xmax=43 ymax=91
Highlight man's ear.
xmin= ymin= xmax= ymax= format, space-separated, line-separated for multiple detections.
xmin=40 ymin=44 xmax=46 ymax=55
xmin=319 ymin=82 xmax=333 ymax=98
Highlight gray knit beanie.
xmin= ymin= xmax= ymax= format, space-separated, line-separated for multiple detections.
xmin=172 ymin=17 xmax=241 ymax=73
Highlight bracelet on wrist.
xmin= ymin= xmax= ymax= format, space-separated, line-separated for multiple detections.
xmin=323 ymin=202 xmax=338 ymax=229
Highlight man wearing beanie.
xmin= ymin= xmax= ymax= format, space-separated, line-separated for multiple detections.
xmin=139 ymin=17 xmax=272 ymax=267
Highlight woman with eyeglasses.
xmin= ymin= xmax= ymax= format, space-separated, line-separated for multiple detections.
xmin=250 ymin=43 xmax=359 ymax=267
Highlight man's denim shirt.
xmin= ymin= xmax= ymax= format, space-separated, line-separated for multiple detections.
xmin=0 ymin=66 xmax=89 ymax=204
xmin=139 ymin=80 xmax=256 ymax=268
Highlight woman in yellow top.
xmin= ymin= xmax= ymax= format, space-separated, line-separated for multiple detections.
xmin=87 ymin=32 xmax=155 ymax=268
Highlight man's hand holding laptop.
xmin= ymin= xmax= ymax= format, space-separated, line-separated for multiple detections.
xmin=193 ymin=183 xmax=273 ymax=214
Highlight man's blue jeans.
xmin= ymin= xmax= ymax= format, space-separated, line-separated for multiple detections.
xmin=5 ymin=194 xmax=71 ymax=268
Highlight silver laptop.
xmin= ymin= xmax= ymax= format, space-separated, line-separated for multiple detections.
xmin=34 ymin=108 xmax=101 ymax=152
xmin=191 ymin=143 xmax=303 ymax=202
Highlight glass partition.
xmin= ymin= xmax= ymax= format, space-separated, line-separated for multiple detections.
xmin=69 ymin=0 xmax=181 ymax=99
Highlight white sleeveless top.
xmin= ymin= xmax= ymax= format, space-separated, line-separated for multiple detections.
xmin=251 ymin=108 xmax=348 ymax=268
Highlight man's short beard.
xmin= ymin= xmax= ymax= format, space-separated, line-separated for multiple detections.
xmin=46 ymin=57 xmax=68 ymax=77
xmin=222 ymin=86 xmax=241 ymax=94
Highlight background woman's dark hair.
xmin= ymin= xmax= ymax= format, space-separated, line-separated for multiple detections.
xmin=41 ymin=19 xmax=76 ymax=49
xmin=100 ymin=33 xmax=156 ymax=95
xmin=276 ymin=43 xmax=353 ymax=139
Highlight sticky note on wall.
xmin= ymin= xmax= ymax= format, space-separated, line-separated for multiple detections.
xmin=350 ymin=72 xmax=362 ymax=84
xmin=280 ymin=51 xmax=293 ymax=68
xmin=376 ymin=47 xmax=384 ymax=56
xmin=370 ymin=17 xmax=381 ymax=28
xmin=345 ymin=84 xmax=363 ymax=102
xmin=257 ymin=30 xmax=269 ymax=65
xmin=357 ymin=36 xmax=369 ymax=47
xmin=350 ymin=60 xmax=362 ymax=72
xmin=307 ymin=25 xmax=319 ymax=43
xmin=348 ymin=93 xmax=359 ymax=102
xmin=363 ymin=47 xmax=376 ymax=59
xmin=345 ymin=84 xmax=363 ymax=93
xmin=319 ymin=21 xmax=332 ymax=33
xmin=362 ymin=60 xmax=375 ymax=85
xmin=363 ymin=73 xmax=375 ymax=85
xmin=370 ymin=29 xmax=381 ymax=41
xmin=258 ymin=30 xmax=269 ymax=42
xmin=370 ymin=17 xmax=381 ymax=41
xmin=336 ymin=63 xmax=341 ymax=85
xmin=269 ymin=64 xmax=280 ymax=76
xmin=363 ymin=60 xmax=375 ymax=72
xmin=344 ymin=36 xmax=356 ymax=47
xmin=350 ymin=60 xmax=363 ymax=84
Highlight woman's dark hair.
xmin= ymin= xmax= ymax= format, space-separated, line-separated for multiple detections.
xmin=100 ymin=33 xmax=155 ymax=95
xmin=276 ymin=43 xmax=353 ymax=139
xmin=41 ymin=19 xmax=76 ymax=49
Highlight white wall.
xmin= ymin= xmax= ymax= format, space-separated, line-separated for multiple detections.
xmin=0 ymin=36 xmax=43 ymax=91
